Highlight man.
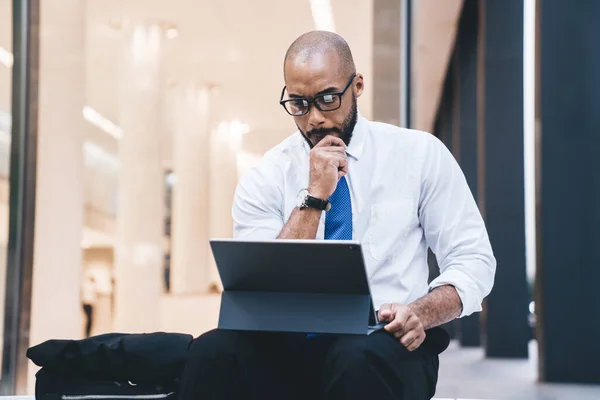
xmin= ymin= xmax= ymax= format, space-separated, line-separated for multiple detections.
xmin=81 ymin=272 xmax=97 ymax=338
xmin=179 ymin=31 xmax=495 ymax=400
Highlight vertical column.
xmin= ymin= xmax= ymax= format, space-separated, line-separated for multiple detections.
xmin=28 ymin=0 xmax=85 ymax=389
xmin=479 ymin=0 xmax=529 ymax=358
xmin=537 ymin=0 xmax=600 ymax=384
xmin=207 ymin=122 xmax=240 ymax=291
xmin=372 ymin=0 xmax=401 ymax=126
xmin=455 ymin=0 xmax=481 ymax=348
xmin=169 ymin=85 xmax=211 ymax=294
xmin=438 ymin=63 xmax=454 ymax=153
xmin=113 ymin=23 xmax=164 ymax=332
xmin=431 ymin=59 xmax=456 ymax=339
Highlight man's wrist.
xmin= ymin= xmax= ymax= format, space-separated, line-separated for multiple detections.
xmin=407 ymin=303 xmax=426 ymax=326
xmin=408 ymin=285 xmax=462 ymax=330
xmin=296 ymin=206 xmax=323 ymax=215
xmin=307 ymin=185 xmax=329 ymax=201
xmin=299 ymin=188 xmax=331 ymax=211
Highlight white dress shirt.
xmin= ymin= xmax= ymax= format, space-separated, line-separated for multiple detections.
xmin=232 ymin=114 xmax=496 ymax=318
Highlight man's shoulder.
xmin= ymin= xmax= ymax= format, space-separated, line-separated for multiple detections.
xmin=365 ymin=119 xmax=439 ymax=149
xmin=262 ymin=131 xmax=306 ymax=162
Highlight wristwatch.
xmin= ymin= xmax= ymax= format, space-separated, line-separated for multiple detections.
xmin=296 ymin=189 xmax=331 ymax=211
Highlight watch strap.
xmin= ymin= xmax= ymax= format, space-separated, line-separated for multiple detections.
xmin=304 ymin=194 xmax=329 ymax=211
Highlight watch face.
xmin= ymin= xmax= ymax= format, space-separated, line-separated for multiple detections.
xmin=296 ymin=189 xmax=308 ymax=208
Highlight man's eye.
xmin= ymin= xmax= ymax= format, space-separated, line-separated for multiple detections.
xmin=322 ymin=94 xmax=335 ymax=103
xmin=293 ymin=99 xmax=308 ymax=107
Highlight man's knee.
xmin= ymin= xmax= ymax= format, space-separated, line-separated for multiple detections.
xmin=180 ymin=330 xmax=253 ymax=399
xmin=187 ymin=329 xmax=243 ymax=366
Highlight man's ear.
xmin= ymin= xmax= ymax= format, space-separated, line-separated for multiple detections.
xmin=354 ymin=73 xmax=365 ymax=98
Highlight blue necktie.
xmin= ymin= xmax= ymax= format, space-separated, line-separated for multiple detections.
xmin=325 ymin=176 xmax=353 ymax=240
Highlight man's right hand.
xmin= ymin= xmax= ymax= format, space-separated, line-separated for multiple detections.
xmin=308 ymin=135 xmax=348 ymax=199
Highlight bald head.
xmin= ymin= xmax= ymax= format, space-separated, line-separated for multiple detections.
xmin=283 ymin=31 xmax=356 ymax=80
xmin=281 ymin=31 xmax=363 ymax=148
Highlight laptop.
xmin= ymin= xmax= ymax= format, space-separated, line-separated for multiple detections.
xmin=210 ymin=239 xmax=380 ymax=335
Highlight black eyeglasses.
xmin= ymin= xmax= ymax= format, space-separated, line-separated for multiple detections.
xmin=279 ymin=73 xmax=356 ymax=116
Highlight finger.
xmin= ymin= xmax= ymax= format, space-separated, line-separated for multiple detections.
xmin=314 ymin=135 xmax=346 ymax=149
xmin=406 ymin=333 xmax=426 ymax=352
xmin=317 ymin=148 xmax=348 ymax=159
xmin=392 ymin=315 xmax=417 ymax=337
xmin=338 ymin=162 xmax=349 ymax=178
xmin=384 ymin=307 xmax=411 ymax=333
xmin=403 ymin=314 xmax=421 ymax=331
xmin=337 ymin=156 xmax=348 ymax=171
xmin=378 ymin=304 xmax=394 ymax=321
xmin=394 ymin=315 xmax=421 ymax=339
xmin=326 ymin=155 xmax=348 ymax=169
xmin=399 ymin=330 xmax=418 ymax=347
xmin=407 ymin=339 xmax=423 ymax=352
xmin=318 ymin=146 xmax=347 ymax=154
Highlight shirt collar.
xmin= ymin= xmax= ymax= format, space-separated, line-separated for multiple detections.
xmin=346 ymin=112 xmax=367 ymax=161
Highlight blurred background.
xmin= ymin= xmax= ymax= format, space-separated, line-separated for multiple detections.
xmin=0 ymin=0 xmax=599 ymax=398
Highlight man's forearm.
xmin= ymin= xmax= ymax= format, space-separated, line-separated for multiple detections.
xmin=408 ymin=285 xmax=463 ymax=330
xmin=277 ymin=207 xmax=322 ymax=239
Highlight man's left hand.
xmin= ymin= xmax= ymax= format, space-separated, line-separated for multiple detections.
xmin=378 ymin=303 xmax=426 ymax=351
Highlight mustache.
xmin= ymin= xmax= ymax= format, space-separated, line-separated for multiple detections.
xmin=306 ymin=127 xmax=341 ymax=137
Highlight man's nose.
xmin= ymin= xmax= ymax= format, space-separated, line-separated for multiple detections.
xmin=307 ymin=105 xmax=325 ymax=127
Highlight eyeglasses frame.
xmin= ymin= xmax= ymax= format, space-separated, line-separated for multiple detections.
xmin=279 ymin=73 xmax=357 ymax=116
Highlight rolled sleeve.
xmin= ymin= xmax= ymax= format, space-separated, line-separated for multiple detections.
xmin=232 ymin=159 xmax=285 ymax=240
xmin=418 ymin=134 xmax=496 ymax=317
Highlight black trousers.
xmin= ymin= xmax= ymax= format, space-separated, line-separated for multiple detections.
xmin=178 ymin=327 xmax=449 ymax=400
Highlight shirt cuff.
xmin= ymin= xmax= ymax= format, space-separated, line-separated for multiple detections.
xmin=428 ymin=267 xmax=482 ymax=318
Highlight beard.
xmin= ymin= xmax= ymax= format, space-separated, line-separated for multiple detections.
xmin=298 ymin=95 xmax=358 ymax=148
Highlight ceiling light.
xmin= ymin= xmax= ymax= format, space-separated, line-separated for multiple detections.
xmin=166 ymin=28 xmax=178 ymax=39
xmin=309 ymin=0 xmax=336 ymax=32
xmin=82 ymin=106 xmax=123 ymax=140
xmin=0 ymin=47 xmax=13 ymax=68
